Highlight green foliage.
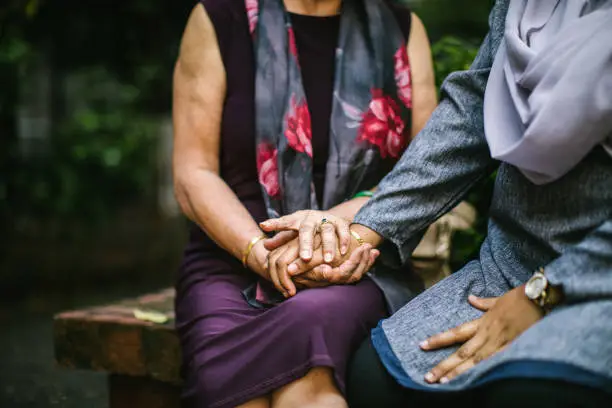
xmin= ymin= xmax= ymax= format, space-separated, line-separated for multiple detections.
xmin=408 ymin=0 xmax=492 ymax=42
xmin=432 ymin=36 xmax=480 ymax=90
xmin=2 ymin=0 xmax=180 ymax=221
xmin=13 ymin=68 xmax=159 ymax=219
xmin=0 ymin=36 xmax=31 ymax=65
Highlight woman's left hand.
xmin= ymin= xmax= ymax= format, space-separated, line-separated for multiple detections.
xmin=260 ymin=210 xmax=351 ymax=264
xmin=420 ymin=285 xmax=544 ymax=384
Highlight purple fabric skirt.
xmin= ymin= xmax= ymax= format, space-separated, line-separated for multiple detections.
xmin=175 ymin=249 xmax=387 ymax=408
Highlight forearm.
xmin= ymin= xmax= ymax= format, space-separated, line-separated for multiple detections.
xmin=328 ymin=188 xmax=377 ymax=221
xmin=176 ymin=169 xmax=264 ymax=264
xmin=327 ymin=197 xmax=368 ymax=220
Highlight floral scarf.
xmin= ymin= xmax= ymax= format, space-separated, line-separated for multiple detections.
xmin=250 ymin=0 xmax=413 ymax=219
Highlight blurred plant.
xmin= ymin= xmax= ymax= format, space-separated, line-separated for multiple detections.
xmin=1 ymin=0 xmax=184 ymax=222
xmin=406 ymin=0 xmax=492 ymax=42
xmin=431 ymin=36 xmax=480 ymax=90
xmin=11 ymin=68 xmax=159 ymax=220
xmin=0 ymin=0 xmax=39 ymax=225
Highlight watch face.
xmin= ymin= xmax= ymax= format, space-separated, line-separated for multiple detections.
xmin=525 ymin=274 xmax=547 ymax=300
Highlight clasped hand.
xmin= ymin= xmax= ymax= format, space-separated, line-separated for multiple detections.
xmin=254 ymin=210 xmax=380 ymax=297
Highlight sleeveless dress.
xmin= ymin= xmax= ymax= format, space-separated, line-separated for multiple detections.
xmin=174 ymin=1 xmax=413 ymax=407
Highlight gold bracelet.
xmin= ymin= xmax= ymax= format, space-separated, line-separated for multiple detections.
xmin=242 ymin=235 xmax=266 ymax=268
xmin=350 ymin=229 xmax=365 ymax=246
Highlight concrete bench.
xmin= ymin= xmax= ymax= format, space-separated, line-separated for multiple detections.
xmin=53 ymin=288 xmax=181 ymax=408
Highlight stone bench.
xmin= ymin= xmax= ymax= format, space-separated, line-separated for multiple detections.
xmin=53 ymin=288 xmax=181 ymax=408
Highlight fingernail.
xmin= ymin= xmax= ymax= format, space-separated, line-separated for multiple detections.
xmin=419 ymin=340 xmax=429 ymax=349
xmin=440 ymin=377 xmax=449 ymax=384
xmin=468 ymin=294 xmax=477 ymax=301
xmin=288 ymin=264 xmax=298 ymax=274
xmin=301 ymin=250 xmax=311 ymax=259
xmin=341 ymin=245 xmax=348 ymax=255
xmin=424 ymin=372 xmax=435 ymax=383
xmin=324 ymin=253 xmax=333 ymax=263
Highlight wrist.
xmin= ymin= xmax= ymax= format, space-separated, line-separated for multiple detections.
xmin=246 ymin=240 xmax=269 ymax=278
xmin=242 ymin=233 xmax=266 ymax=266
xmin=349 ymin=223 xmax=382 ymax=247
xmin=353 ymin=190 xmax=374 ymax=199
xmin=524 ymin=268 xmax=564 ymax=314
xmin=327 ymin=204 xmax=360 ymax=222
xmin=520 ymin=283 xmax=545 ymax=318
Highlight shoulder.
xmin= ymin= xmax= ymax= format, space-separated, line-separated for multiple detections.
xmin=199 ymin=0 xmax=246 ymax=19
xmin=198 ymin=0 xmax=248 ymax=35
xmin=193 ymin=0 xmax=250 ymax=63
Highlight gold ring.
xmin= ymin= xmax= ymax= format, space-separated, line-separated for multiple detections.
xmin=319 ymin=218 xmax=331 ymax=232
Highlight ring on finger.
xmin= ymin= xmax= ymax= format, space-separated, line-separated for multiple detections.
xmin=319 ymin=217 xmax=332 ymax=231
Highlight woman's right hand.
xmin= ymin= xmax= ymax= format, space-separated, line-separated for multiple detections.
xmin=265 ymin=233 xmax=332 ymax=297
xmin=293 ymin=245 xmax=380 ymax=288
xmin=245 ymin=240 xmax=270 ymax=280
xmin=265 ymin=234 xmax=379 ymax=297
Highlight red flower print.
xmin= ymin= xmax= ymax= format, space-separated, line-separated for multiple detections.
xmin=358 ymin=89 xmax=407 ymax=158
xmin=394 ymin=45 xmax=412 ymax=108
xmin=285 ymin=95 xmax=313 ymax=157
xmin=256 ymin=143 xmax=280 ymax=198
xmin=245 ymin=0 xmax=258 ymax=36
xmin=288 ymin=27 xmax=298 ymax=60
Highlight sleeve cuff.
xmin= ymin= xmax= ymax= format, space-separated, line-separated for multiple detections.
xmin=352 ymin=216 xmax=424 ymax=268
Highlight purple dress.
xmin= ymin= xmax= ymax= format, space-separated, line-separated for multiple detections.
xmin=175 ymin=1 xmax=412 ymax=407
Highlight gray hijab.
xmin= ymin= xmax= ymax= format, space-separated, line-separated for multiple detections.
xmin=484 ymin=0 xmax=612 ymax=185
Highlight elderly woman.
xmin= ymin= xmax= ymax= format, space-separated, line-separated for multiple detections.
xmin=171 ymin=0 xmax=437 ymax=407
xmin=267 ymin=0 xmax=612 ymax=407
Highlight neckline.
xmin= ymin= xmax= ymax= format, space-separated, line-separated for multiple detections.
xmin=288 ymin=11 xmax=341 ymax=20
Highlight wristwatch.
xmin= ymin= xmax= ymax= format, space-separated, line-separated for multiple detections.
xmin=524 ymin=268 xmax=562 ymax=312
